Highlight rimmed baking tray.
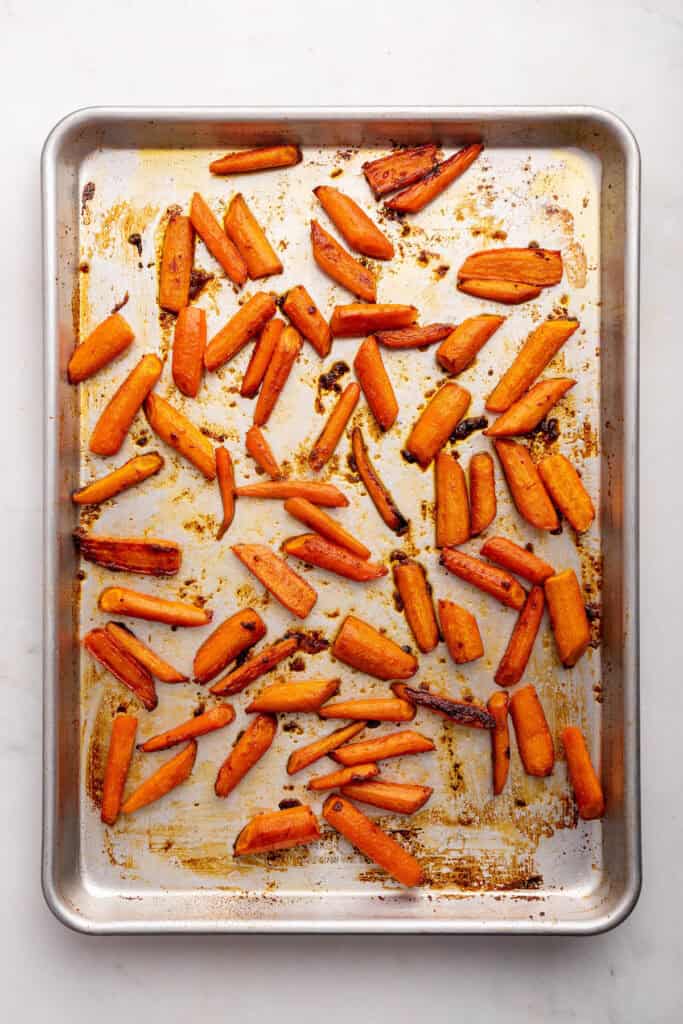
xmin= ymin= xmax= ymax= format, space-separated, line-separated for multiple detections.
xmin=42 ymin=106 xmax=640 ymax=934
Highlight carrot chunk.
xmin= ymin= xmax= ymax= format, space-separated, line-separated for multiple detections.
xmin=440 ymin=548 xmax=526 ymax=609
xmin=469 ymin=452 xmax=497 ymax=536
xmin=458 ymin=247 xmax=563 ymax=287
xmin=224 ymin=194 xmax=282 ymax=279
xmin=247 ymin=677 xmax=340 ymax=713
xmin=393 ymin=684 xmax=494 ymax=729
xmin=544 ymin=569 xmax=591 ymax=667
xmin=332 ymin=614 xmax=417 ymax=680
xmin=405 ymin=381 xmax=471 ymax=467
xmin=376 ymin=323 xmax=454 ymax=349
xmin=121 ymin=741 xmax=197 ymax=814
xmin=485 ymin=378 xmax=576 ymax=437
xmin=84 ymin=627 xmax=157 ymax=711
xmin=435 ymin=451 xmax=470 ymax=547
xmin=495 ymin=585 xmax=545 ymax=687
xmin=139 ymin=705 xmax=234 ymax=752
xmin=331 ymin=729 xmax=434 ymax=766
xmin=362 ymin=144 xmax=438 ymax=197
xmin=538 ymin=453 xmax=596 ymax=533
xmin=323 ymin=795 xmax=423 ymax=887
xmin=215 ymin=446 xmax=235 ymax=540
xmin=234 ymin=805 xmax=320 ymax=856
xmin=480 ymin=536 xmax=555 ymax=584
xmin=99 ymin=587 xmax=212 ymax=628
xmin=314 ymin=185 xmax=394 ymax=259
xmin=494 ymin=439 xmax=559 ymax=531
xmin=104 ymin=622 xmax=187 ymax=683
xmin=309 ymin=382 xmax=361 ymax=471
xmin=72 ymin=452 xmax=164 ymax=506
xmin=284 ymin=497 xmax=370 ymax=560
xmin=210 ymin=145 xmax=302 ymax=175
xmin=487 ymin=692 xmax=510 ymax=795
xmin=240 ymin=318 xmax=285 ymax=398
xmin=193 ymin=608 xmax=266 ymax=684
xmin=189 ymin=192 xmax=248 ymax=285
xmin=436 ymin=314 xmax=505 ymax=375
xmin=204 ymin=292 xmax=277 ymax=371
xmin=486 ymin=319 xmax=579 ymax=412
xmin=144 ymin=392 xmax=216 ymax=480
xmin=68 ymin=312 xmax=134 ymax=383
xmin=89 ymin=354 xmax=162 ymax=456
xmin=456 ymin=279 xmax=542 ymax=304
xmin=353 ymin=336 xmax=398 ymax=431
xmin=282 ymin=285 xmax=331 ymax=357
xmin=215 ymin=714 xmax=277 ymax=798
xmin=561 ymin=726 xmax=605 ymax=820
xmin=307 ymin=763 xmax=378 ymax=791
xmin=253 ymin=325 xmax=302 ymax=426
xmin=101 ymin=714 xmax=138 ymax=825
xmin=283 ymin=534 xmax=387 ymax=582
xmin=159 ymin=214 xmax=195 ymax=312
xmin=330 ymin=303 xmax=417 ymax=338
xmin=385 ymin=143 xmax=483 ymax=214
xmin=210 ymin=636 xmax=300 ymax=697
xmin=235 ymin=480 xmax=348 ymax=507
xmin=287 ymin=721 xmax=366 ymax=775
xmin=172 ymin=306 xmax=206 ymax=397
xmin=74 ymin=532 xmax=181 ymax=576
xmin=311 ymin=219 xmax=376 ymax=301
xmin=232 ymin=543 xmax=317 ymax=618
xmin=351 ymin=427 xmax=408 ymax=535
xmin=437 ymin=600 xmax=484 ymax=664
xmin=340 ymin=779 xmax=432 ymax=815
xmin=319 ymin=697 xmax=415 ymax=722
xmin=509 ymin=684 xmax=554 ymax=777
xmin=393 ymin=558 xmax=439 ymax=653
xmin=246 ymin=425 xmax=283 ymax=479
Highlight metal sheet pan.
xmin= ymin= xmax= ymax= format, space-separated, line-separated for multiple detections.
xmin=42 ymin=107 xmax=640 ymax=934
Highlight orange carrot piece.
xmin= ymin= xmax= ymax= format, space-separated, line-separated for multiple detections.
xmin=140 ymin=704 xmax=235 ymax=752
xmin=480 ymin=536 xmax=555 ymax=584
xmin=353 ymin=336 xmax=398 ymax=431
xmin=341 ymin=779 xmax=432 ymax=815
xmin=144 ymin=392 xmax=216 ymax=480
xmin=84 ymin=628 xmax=157 ymax=711
xmin=487 ymin=692 xmax=510 ymax=795
xmin=189 ymin=192 xmax=248 ymax=286
xmin=284 ymin=497 xmax=370 ymax=560
xmin=376 ymin=323 xmax=454 ymax=349
xmin=121 ymin=741 xmax=197 ymax=814
xmin=172 ymin=306 xmax=206 ymax=397
xmin=561 ymin=727 xmax=605 ymax=820
xmin=311 ymin=219 xmax=376 ymax=301
xmin=210 ymin=636 xmax=300 ymax=696
xmin=247 ymin=677 xmax=340 ymax=714
xmin=351 ymin=427 xmax=408 ymax=535
xmin=99 ymin=587 xmax=212 ymax=628
xmin=235 ymin=480 xmax=348 ymax=507
xmin=68 ymin=312 xmax=134 ymax=384
xmin=393 ymin=559 xmax=439 ymax=653
xmin=385 ymin=143 xmax=483 ymax=214
xmin=204 ymin=292 xmax=277 ymax=371
xmin=544 ymin=569 xmax=591 ymax=667
xmin=307 ymin=763 xmax=378 ymax=791
xmin=214 ymin=713 xmax=277 ymax=798
xmin=457 ymin=278 xmax=543 ymax=304
xmin=314 ymin=186 xmax=394 ymax=259
xmin=392 ymin=683 xmax=495 ymax=729
xmin=331 ymin=729 xmax=434 ymax=767
xmin=404 ymin=381 xmax=471 ymax=468
xmin=439 ymin=548 xmax=526 ymax=609
xmin=309 ymin=382 xmax=361 ymax=471
xmin=105 ymin=623 xmax=187 ymax=683
xmin=253 ymin=325 xmax=302 ymax=426
xmin=495 ymin=585 xmax=545 ymax=687
xmin=234 ymin=805 xmax=320 ymax=856
xmin=210 ymin=145 xmax=302 ymax=175
xmin=159 ymin=214 xmax=195 ymax=312
xmin=283 ymin=534 xmax=387 ymax=582
xmin=216 ymin=446 xmax=235 ymax=540
xmin=332 ymin=614 xmax=417 ymax=680
xmin=458 ymin=246 xmax=563 ymax=287
xmin=437 ymin=600 xmax=484 ymax=664
xmin=193 ymin=608 xmax=266 ymax=684
xmin=72 ymin=452 xmax=164 ymax=505
xmin=538 ymin=454 xmax=596 ymax=533
xmin=89 ymin=354 xmax=162 ymax=456
xmin=232 ymin=543 xmax=317 ymax=618
xmin=319 ymin=698 xmax=415 ymax=722
xmin=494 ymin=439 xmax=559 ymax=531
xmin=362 ymin=144 xmax=438 ymax=197
xmin=435 ymin=451 xmax=470 ymax=548
xmin=487 ymin=319 xmax=579 ymax=412
xmin=509 ymin=685 xmax=554 ymax=777
xmin=282 ymin=285 xmax=331 ymax=358
xmin=323 ymin=794 xmax=423 ymax=887
xmin=469 ymin=452 xmax=497 ymax=536
xmin=485 ymin=378 xmax=576 ymax=437
xmin=240 ymin=318 xmax=284 ymax=398
xmin=245 ymin=425 xmax=282 ymax=479
xmin=100 ymin=714 xmax=138 ymax=825
xmin=436 ymin=314 xmax=505 ymax=375
xmin=330 ymin=303 xmax=417 ymax=338
xmin=74 ymin=532 xmax=181 ymax=576
xmin=224 ymin=194 xmax=282 ymax=279
xmin=287 ymin=722 xmax=367 ymax=776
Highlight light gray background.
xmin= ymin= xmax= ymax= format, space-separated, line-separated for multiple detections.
xmin=1 ymin=0 xmax=680 ymax=1019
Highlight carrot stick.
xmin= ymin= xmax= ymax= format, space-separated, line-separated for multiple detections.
xmin=144 ymin=393 xmax=216 ymax=480
xmin=72 ymin=452 xmax=164 ymax=505
xmin=376 ymin=323 xmax=454 ymax=349
xmin=210 ymin=145 xmax=302 ymax=175
xmin=495 ymin=585 xmax=545 ymax=687
xmin=121 ymin=741 xmax=197 ymax=814
xmin=89 ymin=354 xmax=162 ymax=456
xmin=393 ymin=558 xmax=439 ymax=653
xmin=204 ymin=292 xmax=277 ymax=371
xmin=458 ymin=247 xmax=563 ymax=287
xmin=245 ymin=425 xmax=283 ymax=479
xmin=538 ymin=454 xmax=596 ymax=533
xmin=487 ymin=319 xmax=579 ymax=412
xmin=485 ymin=378 xmax=576 ymax=437
xmin=235 ymin=480 xmax=348 ymax=507
xmin=99 ymin=586 xmax=212 ymax=628
xmin=100 ymin=714 xmax=138 ymax=825
xmin=494 ymin=439 xmax=559 ymax=531
xmin=283 ymin=534 xmax=387 ymax=582
xmin=392 ymin=683 xmax=495 ymax=729
xmin=436 ymin=314 xmax=505 ymax=375
xmin=74 ymin=532 xmax=180 ymax=576
xmin=234 ymin=805 xmax=320 ymax=856
xmin=240 ymin=319 xmax=284 ymax=398
xmin=159 ymin=214 xmax=195 ymax=312
xmin=253 ymin=325 xmax=301 ymax=425
xmin=330 ymin=303 xmax=417 ymax=338
xmin=172 ymin=306 xmax=206 ymax=397
xmin=544 ymin=569 xmax=591 ymax=667
xmin=314 ymin=186 xmax=394 ymax=259
xmin=437 ymin=599 xmax=484 ymax=664
xmin=210 ymin=636 xmax=300 ymax=696
xmin=385 ymin=143 xmax=483 ymax=214
xmin=224 ymin=194 xmax=282 ymax=279
xmin=307 ymin=763 xmax=378 ymax=791
xmin=284 ymin=497 xmax=370 ymax=560
xmin=351 ymin=427 xmax=408 ymax=534
xmin=353 ymin=336 xmax=398 ymax=431
xmin=509 ymin=684 xmax=554 ymax=777
xmin=282 ymin=285 xmax=331 ymax=358
xmin=68 ymin=312 xmax=134 ymax=383
xmin=311 ymin=219 xmax=376 ymax=301
xmin=331 ymin=729 xmax=434 ymax=767
xmin=469 ymin=452 xmax=497 ymax=536
xmin=287 ymin=721 xmax=367 ymax=775
xmin=319 ymin=697 xmax=415 ymax=722
xmin=323 ymin=794 xmax=423 ymax=887
xmin=216 ymin=446 xmax=235 ymax=540
xmin=487 ymin=692 xmax=510 ymax=795
xmin=457 ymin=279 xmax=542 ymax=304
xmin=435 ymin=451 xmax=469 ymax=548
xmin=309 ymin=382 xmax=360 ymax=471
xmin=404 ymin=381 xmax=471 ymax=468
xmin=189 ymin=192 xmax=248 ymax=286
xmin=247 ymin=677 xmax=340 ymax=713
xmin=439 ymin=548 xmax=526 ymax=609
xmin=362 ymin=144 xmax=438 ymax=197
xmin=105 ymin=622 xmax=187 ymax=683
xmin=232 ymin=543 xmax=317 ymax=618
xmin=215 ymin=713 xmax=277 ymax=798
xmin=193 ymin=608 xmax=266 ymax=684
xmin=332 ymin=614 xmax=417 ymax=680
xmin=561 ymin=726 xmax=605 ymax=820
xmin=480 ymin=536 xmax=555 ymax=584
xmin=340 ymin=779 xmax=432 ymax=815
xmin=84 ymin=627 xmax=157 ymax=711
xmin=139 ymin=704 xmax=235 ymax=752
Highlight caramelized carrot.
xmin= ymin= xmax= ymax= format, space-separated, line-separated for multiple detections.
xmin=404 ymin=381 xmax=471 ymax=467
xmin=509 ymin=684 xmax=554 ymax=777
xmin=232 ymin=543 xmax=317 ymax=619
xmin=245 ymin=425 xmax=282 ymax=479
xmin=159 ymin=214 xmax=195 ymax=312
xmin=247 ymin=677 xmax=340 ymax=713
xmin=236 ymin=480 xmax=349 ymax=508
xmin=234 ymin=805 xmax=320 ymax=856
xmin=99 ymin=587 xmax=212 ymax=628
xmin=105 ymin=622 xmax=187 ymax=683
xmin=437 ymin=600 xmax=484 ymax=664
xmin=172 ymin=306 xmax=206 ymax=397
xmin=435 ymin=451 xmax=469 ymax=547
xmin=459 ymin=247 xmax=563 ymax=287
xmin=240 ymin=318 xmax=284 ymax=398
xmin=561 ymin=726 xmax=605 ymax=820
xmin=189 ymin=192 xmax=248 ymax=286
xmin=68 ymin=312 xmax=134 ymax=383
xmin=121 ymin=741 xmax=197 ymax=814
xmin=495 ymin=586 xmax=545 ymax=687
xmin=284 ymin=497 xmax=370 ymax=560
xmin=224 ymin=194 xmax=282 ymax=279
xmin=215 ymin=713 xmax=277 ymax=798
xmin=386 ymin=143 xmax=483 ymax=214
xmin=538 ymin=454 xmax=595 ymax=533
xmin=216 ymin=446 xmax=235 ymax=540
xmin=319 ymin=698 xmax=415 ymax=722
xmin=330 ymin=303 xmax=417 ymax=338
xmin=362 ymin=144 xmax=438 ymax=197
xmin=469 ymin=452 xmax=497 ymax=536
xmin=139 ymin=705 xmax=234 ymax=752
xmin=436 ymin=314 xmax=505 ymax=375
xmin=376 ymin=323 xmax=454 ymax=349
xmin=487 ymin=692 xmax=510 ymax=795
xmin=311 ymin=219 xmax=376 ymax=301
xmin=480 ymin=536 xmax=555 ymax=584
xmin=485 ymin=378 xmax=576 ymax=437
xmin=309 ymin=382 xmax=360 ymax=471
xmin=72 ymin=452 xmax=164 ymax=505
xmin=494 ymin=439 xmax=559 ymax=531
xmin=100 ymin=714 xmax=138 ymax=825
xmin=323 ymin=794 xmax=423 ymax=887
xmin=282 ymin=285 xmax=331 ymax=357
xmin=144 ymin=393 xmax=216 ymax=480
xmin=487 ymin=319 xmax=579 ymax=412
xmin=331 ymin=729 xmax=434 ymax=767
xmin=193 ymin=608 xmax=266 ymax=684
xmin=544 ymin=569 xmax=591 ymax=667
xmin=341 ymin=779 xmax=432 ymax=815
xmin=351 ymin=427 xmax=408 ymax=535
xmin=332 ymin=614 xmax=417 ymax=680
xmin=353 ymin=336 xmax=398 ymax=431
xmin=392 ymin=684 xmax=495 ymax=729
xmin=283 ymin=534 xmax=387 ymax=582
xmin=89 ymin=354 xmax=162 ymax=456
xmin=439 ymin=548 xmax=526 ymax=609
xmin=210 ymin=636 xmax=300 ymax=696
xmin=84 ymin=628 xmax=157 ymax=711
xmin=204 ymin=292 xmax=277 ymax=371
xmin=253 ymin=325 xmax=302 ymax=426
xmin=393 ymin=558 xmax=439 ymax=653
xmin=307 ymin=763 xmax=378 ymax=791
xmin=210 ymin=145 xmax=302 ymax=175
xmin=74 ymin=532 xmax=181 ymax=576
xmin=287 ymin=721 xmax=367 ymax=776
xmin=314 ymin=186 xmax=394 ymax=259
xmin=457 ymin=279 xmax=543 ymax=304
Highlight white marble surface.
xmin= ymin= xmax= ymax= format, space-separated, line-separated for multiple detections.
xmin=1 ymin=0 xmax=681 ymax=1019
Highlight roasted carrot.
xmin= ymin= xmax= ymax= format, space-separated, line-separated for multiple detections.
xmin=311 ymin=219 xmax=376 ymax=301
xmin=353 ymin=336 xmax=398 ymax=431
xmin=404 ymin=381 xmax=471 ymax=468
xmin=240 ymin=318 xmax=284 ymax=398
xmin=469 ymin=452 xmax=497 ymax=536
xmin=561 ymin=726 xmax=605 ymax=820
xmin=121 ymin=741 xmax=197 ymax=814
xmin=480 ymin=536 xmax=555 ymax=584
xmin=437 ymin=600 xmax=484 ymax=664
xmin=314 ymin=186 xmax=394 ymax=259
xmin=309 ymin=382 xmax=360 ymax=471
xmin=457 ymin=279 xmax=543 ymax=304
xmin=68 ymin=312 xmax=134 ymax=384
xmin=282 ymin=285 xmax=331 ymax=358
xmin=99 ymin=587 xmax=212 ymax=628
xmin=288 ymin=722 xmax=367 ymax=776
xmin=224 ymin=194 xmax=282 ymax=279
xmin=100 ymin=714 xmax=138 ymax=825
xmin=330 ymin=303 xmax=417 ymax=338
xmin=247 ymin=677 xmax=340 ymax=713
xmin=435 ymin=451 xmax=470 ymax=548
xmin=283 ymin=534 xmax=386 ymax=582
xmin=362 ymin=144 xmax=438 ymax=197
xmin=307 ymin=763 xmax=378 ymax=791
xmin=83 ymin=628 xmax=157 ymax=711
xmin=234 ymin=805 xmax=320 ymax=856
xmin=74 ymin=532 xmax=181 ymax=576
xmin=485 ymin=378 xmax=576 ymax=437
xmin=172 ymin=306 xmax=206 ymax=397
xmin=284 ymin=497 xmax=370 ymax=560
xmin=331 ymin=729 xmax=435 ymax=767
xmin=393 ymin=558 xmax=439 ymax=653
xmin=376 ymin=323 xmax=454 ymax=349
xmin=253 ymin=325 xmax=302 ymax=426
xmin=495 ymin=586 xmax=545 ymax=687
xmin=386 ymin=143 xmax=483 ymax=214
xmin=235 ymin=480 xmax=348 ymax=507
xmin=459 ymin=247 xmax=563 ymax=287
xmin=487 ymin=319 xmax=579 ymax=412
xmin=392 ymin=684 xmax=495 ymax=729
xmin=350 ymin=427 xmax=408 ymax=535
xmin=189 ymin=192 xmax=248 ymax=286
xmin=216 ymin=446 xmax=235 ymax=540
xmin=159 ymin=214 xmax=195 ymax=312
xmin=487 ymin=692 xmax=510 ymax=795
xmin=538 ymin=454 xmax=595 ymax=533
xmin=245 ymin=425 xmax=282 ymax=479
xmin=341 ymin=779 xmax=432 ymax=815
xmin=210 ymin=636 xmax=300 ymax=696
xmin=89 ymin=353 xmax=162 ymax=456
xmin=436 ymin=314 xmax=505 ymax=375
xmin=210 ymin=145 xmax=302 ymax=175
xmin=72 ymin=452 xmax=164 ymax=505
xmin=105 ymin=623 xmax=187 ymax=683
xmin=204 ymin=292 xmax=277 ymax=371
xmin=139 ymin=705 xmax=235 ymax=752
xmin=214 ymin=713 xmax=277 ymax=798
xmin=193 ymin=608 xmax=266 ymax=684
xmin=332 ymin=614 xmax=417 ymax=680
xmin=544 ymin=569 xmax=591 ymax=667
xmin=323 ymin=794 xmax=423 ymax=887
xmin=319 ymin=698 xmax=415 ymax=722
xmin=144 ymin=393 xmax=216 ymax=480
xmin=232 ymin=543 xmax=317 ymax=619
xmin=494 ymin=439 xmax=559 ymax=531
xmin=509 ymin=685 xmax=554 ymax=777
xmin=439 ymin=548 xmax=526 ymax=609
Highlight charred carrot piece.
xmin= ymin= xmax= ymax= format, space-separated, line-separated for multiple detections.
xmin=234 ymin=805 xmax=320 ymax=856
xmin=386 ymin=143 xmax=483 ymax=214
xmin=487 ymin=319 xmax=579 ymax=412
xmin=216 ymin=446 xmax=235 ymax=540
xmin=309 ymin=382 xmax=360 ymax=471
xmin=392 ymin=684 xmax=495 ymax=729
xmin=210 ymin=145 xmax=302 ymax=175
xmin=469 ymin=452 xmax=497 ymax=536
xmin=435 ymin=451 xmax=470 ymax=548
xmin=84 ymin=628 xmax=157 ymax=711
xmin=376 ymin=323 xmax=454 ymax=349
xmin=172 ymin=306 xmax=206 ymax=397
xmin=457 ymin=279 xmax=543 ymax=304
xmin=331 ymin=729 xmax=434 ymax=767
xmin=282 ymin=285 xmax=331 ymax=358
xmin=205 ymin=292 xmax=277 ymax=371
xmin=544 ymin=569 xmax=591 ymax=667
xmin=105 ymin=622 xmax=187 ymax=683
xmin=283 ymin=534 xmax=386 ymax=582
xmin=288 ymin=721 xmax=367 ymax=775
xmin=68 ymin=312 xmax=134 ymax=384
xmin=314 ymin=186 xmax=394 ymax=259
xmin=245 ymin=425 xmax=283 ymax=479
xmin=232 ymin=543 xmax=317 ymax=619
xmin=332 ymin=614 xmax=417 ymax=680
xmin=319 ymin=697 xmax=415 ymax=722
xmin=284 ymin=497 xmax=370 ymax=560
xmin=323 ymin=794 xmax=423 ymax=887
xmin=159 ymin=214 xmax=195 ymax=312
xmin=561 ymin=727 xmax=605 ymax=820
xmin=458 ymin=246 xmax=563 ymax=287
xmin=140 ymin=705 xmax=235 ymax=752
xmin=393 ymin=558 xmax=439 ymax=653
xmin=100 ymin=714 xmax=138 ymax=825
xmin=99 ymin=587 xmax=212 ymax=628
xmin=487 ymin=692 xmax=510 ymax=796
xmin=485 ymin=378 xmax=576 ymax=437
xmin=210 ymin=636 xmax=300 ymax=696
xmin=437 ymin=600 xmax=484 ymax=664
xmin=224 ymin=194 xmax=282 ymax=279
xmin=72 ymin=452 xmax=164 ymax=505
xmin=494 ymin=439 xmax=559 ymax=531
xmin=89 ymin=354 xmax=162 ymax=456
xmin=509 ymin=685 xmax=554 ymax=777
xmin=214 ymin=713 xmax=277 ymax=798
xmin=341 ymin=779 xmax=432 ymax=815
xmin=436 ymin=314 xmax=505 ymax=375
xmin=311 ymin=219 xmax=376 ymax=301
xmin=363 ymin=144 xmax=438 ymax=197
xmin=240 ymin=319 xmax=284 ymax=398
xmin=480 ymin=536 xmax=555 ymax=584
xmin=74 ymin=532 xmax=181 ymax=576
xmin=189 ymin=192 xmax=248 ymax=286
xmin=404 ymin=382 xmax=471 ymax=468
xmin=439 ymin=548 xmax=526 ymax=609
xmin=351 ymin=427 xmax=408 ymax=534
xmin=353 ymin=336 xmax=398 ymax=431
xmin=193 ymin=608 xmax=266 ymax=684
xmin=330 ymin=303 xmax=417 ymax=338
xmin=121 ymin=741 xmax=197 ymax=814
xmin=144 ymin=393 xmax=216 ymax=480
xmin=308 ymin=763 xmax=378 ymax=791
xmin=235 ymin=480 xmax=348 ymax=507
xmin=538 ymin=454 xmax=595 ymax=533
xmin=253 ymin=325 xmax=302 ymax=426
xmin=495 ymin=586 xmax=545 ymax=687
xmin=247 ymin=677 xmax=340 ymax=714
